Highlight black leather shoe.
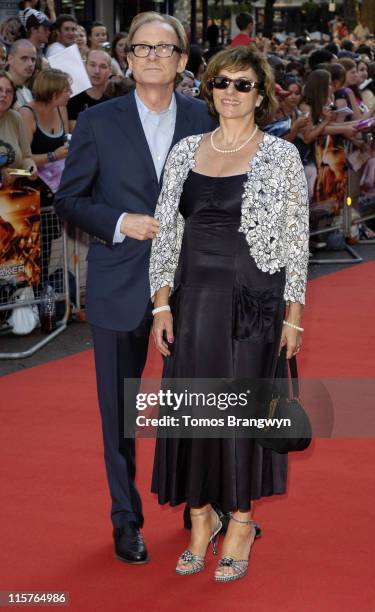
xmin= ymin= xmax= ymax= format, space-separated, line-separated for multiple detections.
xmin=183 ymin=504 xmax=263 ymax=538
xmin=113 ymin=523 xmax=149 ymax=564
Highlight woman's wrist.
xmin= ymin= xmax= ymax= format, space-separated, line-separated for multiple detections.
xmin=152 ymin=304 xmax=170 ymax=316
xmin=283 ymin=320 xmax=304 ymax=332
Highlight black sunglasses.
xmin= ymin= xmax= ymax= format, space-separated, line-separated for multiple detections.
xmin=209 ymin=76 xmax=261 ymax=93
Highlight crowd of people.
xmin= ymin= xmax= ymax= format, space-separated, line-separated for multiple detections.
xmin=1 ymin=8 xmax=375 ymax=248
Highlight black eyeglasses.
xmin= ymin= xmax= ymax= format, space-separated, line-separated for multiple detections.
xmin=210 ymin=76 xmax=261 ymax=93
xmin=130 ymin=43 xmax=182 ymax=58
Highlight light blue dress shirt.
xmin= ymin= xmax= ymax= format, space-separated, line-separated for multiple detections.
xmin=113 ymin=91 xmax=177 ymax=243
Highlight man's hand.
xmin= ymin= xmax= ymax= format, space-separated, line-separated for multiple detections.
xmin=121 ymin=213 xmax=160 ymax=240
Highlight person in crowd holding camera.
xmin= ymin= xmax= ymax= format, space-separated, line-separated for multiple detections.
xmin=88 ymin=21 xmax=109 ymax=52
xmin=356 ymin=57 xmax=375 ymax=112
xmin=338 ymin=57 xmax=367 ymax=119
xmin=175 ymin=68 xmax=198 ymax=97
xmin=55 ymin=11 xmax=215 ymax=567
xmin=150 ymin=45 xmax=309 ymax=583
xmin=0 ymin=70 xmax=37 ymax=186
xmin=67 ymin=49 xmax=112 ymax=132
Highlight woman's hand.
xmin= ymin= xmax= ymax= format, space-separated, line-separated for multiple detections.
xmin=321 ymin=107 xmax=336 ymax=123
xmin=152 ymin=311 xmax=174 ymax=357
xmin=1 ymin=168 xmax=17 ymax=186
xmin=293 ymin=115 xmax=310 ymax=131
xmin=279 ymin=325 xmax=303 ymax=359
xmin=53 ymin=145 xmax=69 ymax=161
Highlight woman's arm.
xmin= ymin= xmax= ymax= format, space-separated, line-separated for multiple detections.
xmin=152 ymin=286 xmax=174 ymax=356
xmin=15 ymin=112 xmax=37 ymax=177
xmin=150 ymin=139 xmax=193 ymax=355
xmin=149 ymin=140 xmax=190 ymax=301
xmin=282 ymin=144 xmax=309 ymax=357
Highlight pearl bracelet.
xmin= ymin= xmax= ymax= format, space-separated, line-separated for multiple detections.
xmin=283 ymin=320 xmax=304 ymax=332
xmin=152 ymin=305 xmax=171 ymax=316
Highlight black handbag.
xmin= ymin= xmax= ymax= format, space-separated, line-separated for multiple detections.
xmin=257 ymin=349 xmax=312 ymax=454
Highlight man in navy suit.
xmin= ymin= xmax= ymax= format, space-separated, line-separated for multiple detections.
xmin=55 ymin=12 xmax=215 ymax=564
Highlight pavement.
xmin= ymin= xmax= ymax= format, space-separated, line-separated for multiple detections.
xmin=1 ymin=241 xmax=374 ymax=377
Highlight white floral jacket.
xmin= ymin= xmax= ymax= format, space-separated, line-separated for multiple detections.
xmin=150 ymin=132 xmax=309 ymax=304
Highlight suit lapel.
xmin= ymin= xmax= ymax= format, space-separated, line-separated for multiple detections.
xmin=116 ymin=91 xmax=158 ymax=184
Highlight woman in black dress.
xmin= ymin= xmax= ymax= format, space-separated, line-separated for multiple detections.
xmin=150 ymin=47 xmax=309 ymax=582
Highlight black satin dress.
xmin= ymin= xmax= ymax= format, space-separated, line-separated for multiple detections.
xmin=151 ymin=171 xmax=288 ymax=511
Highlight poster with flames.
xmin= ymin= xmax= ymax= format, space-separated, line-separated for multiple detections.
xmin=0 ymin=187 xmax=40 ymax=286
xmin=309 ymin=134 xmax=348 ymax=209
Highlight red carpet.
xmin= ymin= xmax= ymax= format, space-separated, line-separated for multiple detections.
xmin=1 ymin=262 xmax=375 ymax=611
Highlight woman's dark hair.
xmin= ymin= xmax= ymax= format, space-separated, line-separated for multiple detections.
xmin=88 ymin=21 xmax=107 ymax=36
xmin=201 ymin=46 xmax=277 ymax=126
xmin=300 ymin=69 xmax=330 ymax=124
xmin=320 ymin=62 xmax=346 ymax=86
xmin=0 ymin=69 xmax=17 ymax=106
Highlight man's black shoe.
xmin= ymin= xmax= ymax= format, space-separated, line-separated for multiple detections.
xmin=183 ymin=504 xmax=263 ymax=538
xmin=113 ymin=523 xmax=149 ymax=564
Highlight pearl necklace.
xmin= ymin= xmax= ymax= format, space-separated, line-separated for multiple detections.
xmin=210 ymin=125 xmax=258 ymax=154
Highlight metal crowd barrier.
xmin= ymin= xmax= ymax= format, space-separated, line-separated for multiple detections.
xmin=0 ymin=206 xmax=70 ymax=359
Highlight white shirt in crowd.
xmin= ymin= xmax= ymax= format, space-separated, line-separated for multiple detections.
xmin=46 ymin=42 xmax=66 ymax=58
xmin=16 ymin=86 xmax=33 ymax=107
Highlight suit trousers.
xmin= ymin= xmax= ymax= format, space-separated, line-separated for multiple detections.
xmin=91 ymin=305 xmax=152 ymax=529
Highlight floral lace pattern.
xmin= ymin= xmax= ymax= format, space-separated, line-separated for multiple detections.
xmin=150 ymin=132 xmax=309 ymax=304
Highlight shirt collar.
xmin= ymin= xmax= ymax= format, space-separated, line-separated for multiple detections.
xmin=134 ymin=90 xmax=176 ymax=124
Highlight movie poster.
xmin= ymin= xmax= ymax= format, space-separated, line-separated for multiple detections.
xmin=0 ymin=187 xmax=40 ymax=286
xmin=310 ymin=134 xmax=348 ymax=208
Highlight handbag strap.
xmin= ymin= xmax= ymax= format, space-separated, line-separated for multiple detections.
xmin=288 ymin=355 xmax=299 ymax=399
xmin=276 ymin=348 xmax=299 ymax=399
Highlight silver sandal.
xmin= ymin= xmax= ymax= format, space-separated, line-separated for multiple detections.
xmin=214 ymin=513 xmax=257 ymax=582
xmin=176 ymin=507 xmax=222 ymax=576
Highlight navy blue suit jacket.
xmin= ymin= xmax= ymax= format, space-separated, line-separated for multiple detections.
xmin=55 ymin=91 xmax=216 ymax=331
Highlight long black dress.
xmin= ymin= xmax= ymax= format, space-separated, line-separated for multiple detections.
xmin=151 ymin=170 xmax=288 ymax=512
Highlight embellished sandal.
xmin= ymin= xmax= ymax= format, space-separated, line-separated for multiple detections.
xmin=176 ymin=507 xmax=222 ymax=576
xmin=214 ymin=513 xmax=257 ymax=583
